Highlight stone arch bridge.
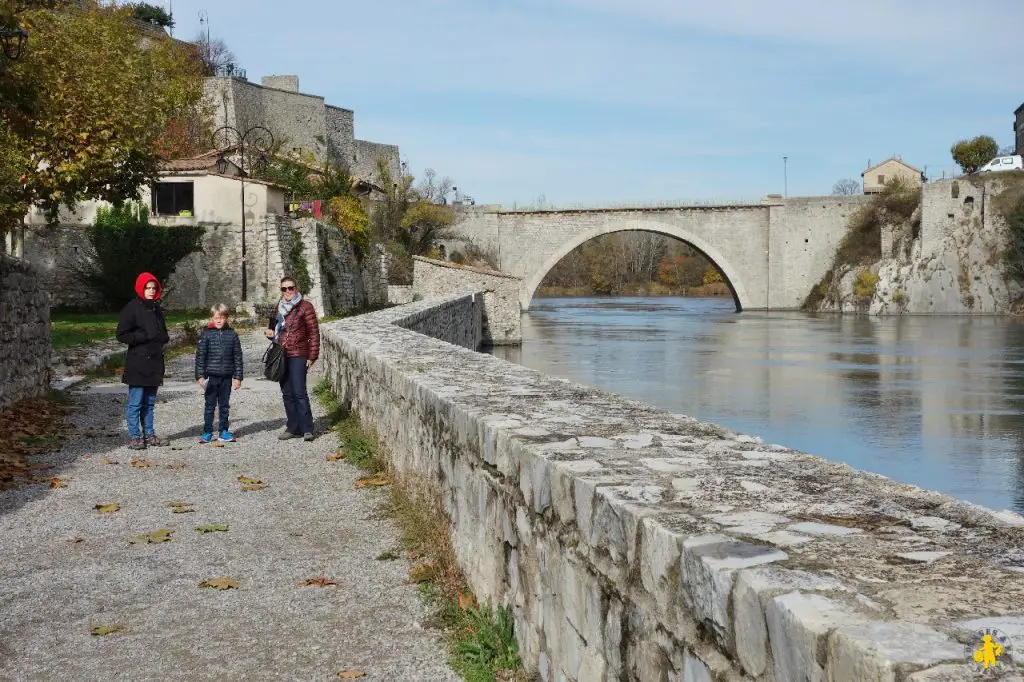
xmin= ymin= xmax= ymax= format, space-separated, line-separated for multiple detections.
xmin=450 ymin=195 xmax=871 ymax=311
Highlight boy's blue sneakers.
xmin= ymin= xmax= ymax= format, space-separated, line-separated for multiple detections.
xmin=219 ymin=430 xmax=236 ymax=443
xmin=199 ymin=432 xmax=214 ymax=444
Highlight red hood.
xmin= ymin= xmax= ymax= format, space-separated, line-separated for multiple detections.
xmin=134 ymin=272 xmax=162 ymax=300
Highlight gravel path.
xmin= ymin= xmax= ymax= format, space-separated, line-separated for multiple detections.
xmin=0 ymin=330 xmax=459 ymax=682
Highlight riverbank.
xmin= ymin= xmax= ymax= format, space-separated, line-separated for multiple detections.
xmin=536 ymin=282 xmax=731 ymax=298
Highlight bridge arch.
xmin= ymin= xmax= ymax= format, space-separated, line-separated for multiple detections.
xmin=520 ymin=218 xmax=754 ymax=312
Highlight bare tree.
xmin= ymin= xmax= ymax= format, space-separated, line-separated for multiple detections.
xmin=415 ymin=168 xmax=454 ymax=204
xmin=999 ymin=145 xmax=1017 ymax=156
xmin=194 ymin=33 xmax=239 ymax=77
xmin=832 ymin=178 xmax=861 ymax=195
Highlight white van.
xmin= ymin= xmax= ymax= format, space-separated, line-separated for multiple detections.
xmin=976 ymin=155 xmax=1023 ymax=173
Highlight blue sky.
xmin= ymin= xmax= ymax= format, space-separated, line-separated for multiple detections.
xmin=161 ymin=0 xmax=1022 ymax=207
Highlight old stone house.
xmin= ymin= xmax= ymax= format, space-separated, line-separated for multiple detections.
xmin=861 ymin=157 xmax=926 ymax=194
xmin=1015 ymin=101 xmax=1024 ymax=156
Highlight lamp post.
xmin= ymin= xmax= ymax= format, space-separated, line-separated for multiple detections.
xmin=211 ymin=124 xmax=274 ymax=303
xmin=0 ymin=27 xmax=28 ymax=62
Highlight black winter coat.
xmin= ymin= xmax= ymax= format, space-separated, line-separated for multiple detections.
xmin=195 ymin=326 xmax=244 ymax=379
xmin=116 ymin=298 xmax=170 ymax=387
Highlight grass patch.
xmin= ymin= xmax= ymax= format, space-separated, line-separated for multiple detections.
xmin=313 ymin=377 xmax=531 ymax=681
xmin=51 ymin=309 xmax=205 ymax=350
xmin=853 ymin=271 xmax=879 ymax=303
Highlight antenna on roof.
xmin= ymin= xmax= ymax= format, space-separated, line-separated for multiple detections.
xmin=167 ymin=0 xmax=173 ymax=37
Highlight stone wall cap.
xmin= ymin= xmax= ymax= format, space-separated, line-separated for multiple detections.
xmin=412 ymin=256 xmax=522 ymax=280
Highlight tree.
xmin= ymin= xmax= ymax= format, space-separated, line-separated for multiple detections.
xmin=1 ymin=3 xmax=204 ymax=226
xmin=129 ymin=2 xmax=173 ymax=28
xmin=832 ymin=178 xmax=861 ymax=195
xmin=76 ymin=204 xmax=204 ymax=307
xmin=194 ymin=31 xmax=238 ymax=76
xmin=951 ymin=135 xmax=999 ymax=174
xmin=999 ymin=145 xmax=1017 ymax=156
xmin=416 ymin=168 xmax=453 ymax=204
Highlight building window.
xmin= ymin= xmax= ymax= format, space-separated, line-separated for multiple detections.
xmin=877 ymin=174 xmax=885 ymax=185
xmin=153 ymin=182 xmax=194 ymax=216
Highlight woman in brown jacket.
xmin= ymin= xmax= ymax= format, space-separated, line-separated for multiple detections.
xmin=265 ymin=276 xmax=320 ymax=441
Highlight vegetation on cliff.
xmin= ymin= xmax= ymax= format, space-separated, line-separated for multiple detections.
xmin=803 ymin=178 xmax=919 ymax=311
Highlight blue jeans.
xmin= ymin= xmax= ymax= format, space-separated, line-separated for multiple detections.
xmin=126 ymin=386 xmax=158 ymax=439
xmin=280 ymin=356 xmax=313 ymax=435
xmin=203 ymin=375 xmax=233 ymax=434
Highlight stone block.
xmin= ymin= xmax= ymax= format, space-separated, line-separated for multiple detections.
xmin=766 ymin=592 xmax=868 ymax=682
xmin=681 ymin=535 xmax=788 ymax=650
xmin=827 ymin=620 xmax=964 ymax=682
xmin=788 ymin=521 xmax=864 ymax=536
xmin=683 ymin=650 xmax=714 ymax=682
xmin=732 ymin=566 xmax=849 ymax=677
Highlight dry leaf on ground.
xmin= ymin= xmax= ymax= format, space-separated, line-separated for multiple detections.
xmin=238 ymin=475 xmax=266 ymax=491
xmin=49 ymin=477 xmax=68 ymax=489
xmin=458 ymin=592 xmax=477 ymax=610
xmin=0 ymin=395 xmax=70 ymax=488
xmin=326 ymin=451 xmax=346 ymax=462
xmin=90 ymin=624 xmax=123 ymax=636
xmin=297 ymin=576 xmax=338 ymax=587
xmin=337 ymin=671 xmax=366 ymax=679
xmin=164 ymin=462 xmax=186 ymax=469
xmin=130 ymin=459 xmax=155 ymax=468
xmin=195 ymin=523 xmax=229 ymax=533
xmin=408 ymin=561 xmax=438 ymax=584
xmin=103 ymin=457 xmax=119 ymax=465
xmin=128 ymin=528 xmax=173 ymax=544
xmin=198 ymin=577 xmax=239 ymax=590
xmin=354 ymin=473 xmax=391 ymax=489
xmin=95 ymin=502 xmax=120 ymax=514
xmin=168 ymin=501 xmax=195 ymax=514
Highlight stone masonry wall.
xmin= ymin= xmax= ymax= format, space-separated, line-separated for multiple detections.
xmin=412 ymin=256 xmax=521 ymax=345
xmin=0 ymin=254 xmax=51 ymax=411
xmin=322 ymin=294 xmax=1024 ymax=682
xmin=353 ymin=139 xmax=401 ymax=185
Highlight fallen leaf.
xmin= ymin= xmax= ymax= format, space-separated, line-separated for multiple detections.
xmin=297 ymin=576 xmax=338 ymax=587
xmin=326 ymin=451 xmax=346 ymax=462
xmin=458 ymin=592 xmax=477 ymax=610
xmin=170 ymin=447 xmax=185 ymax=451
xmin=355 ymin=473 xmax=391 ymax=488
xmin=90 ymin=624 xmax=123 ymax=636
xmin=195 ymin=523 xmax=229 ymax=533
xmin=238 ymin=475 xmax=263 ymax=485
xmin=68 ymin=536 xmax=84 ymax=544
xmin=168 ymin=501 xmax=194 ymax=513
xmin=95 ymin=502 xmax=120 ymax=514
xmin=241 ymin=484 xmax=266 ymax=492
xmin=130 ymin=459 xmax=155 ymax=468
xmin=408 ymin=561 xmax=438 ymax=584
xmin=128 ymin=528 xmax=173 ymax=544
xmin=49 ymin=477 xmax=68 ymax=488
xmin=164 ymin=462 xmax=186 ymax=469
xmin=103 ymin=457 xmax=119 ymax=465
xmin=198 ymin=576 xmax=239 ymax=590
xmin=338 ymin=671 xmax=366 ymax=679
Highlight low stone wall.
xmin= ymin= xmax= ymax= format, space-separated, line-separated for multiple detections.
xmin=322 ymin=294 xmax=1024 ymax=682
xmin=0 ymin=255 xmax=51 ymax=411
xmin=412 ymin=256 xmax=522 ymax=345
xmin=387 ymin=285 xmax=414 ymax=305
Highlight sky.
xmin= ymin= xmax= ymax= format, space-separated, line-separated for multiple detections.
xmin=160 ymin=0 xmax=1023 ymax=207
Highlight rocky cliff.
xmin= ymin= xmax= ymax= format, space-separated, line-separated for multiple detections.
xmin=808 ymin=173 xmax=1024 ymax=315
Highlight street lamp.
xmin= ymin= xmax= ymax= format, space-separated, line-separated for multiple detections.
xmin=0 ymin=27 xmax=28 ymax=61
xmin=210 ymin=124 xmax=275 ymax=303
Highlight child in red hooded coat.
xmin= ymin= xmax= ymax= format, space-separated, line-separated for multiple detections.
xmin=115 ymin=272 xmax=171 ymax=449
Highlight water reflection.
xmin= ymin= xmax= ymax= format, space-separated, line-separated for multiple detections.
xmin=488 ymin=297 xmax=1024 ymax=513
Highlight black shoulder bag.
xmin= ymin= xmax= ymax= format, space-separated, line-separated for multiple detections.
xmin=263 ymin=341 xmax=287 ymax=382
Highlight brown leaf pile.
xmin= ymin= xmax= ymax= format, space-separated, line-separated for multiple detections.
xmin=355 ymin=473 xmax=391 ymax=489
xmin=198 ymin=576 xmax=239 ymax=590
xmin=297 ymin=576 xmax=338 ymax=588
xmin=129 ymin=459 xmax=155 ymax=468
xmin=238 ymin=475 xmax=266 ymax=491
xmin=0 ymin=395 xmax=71 ymax=489
xmin=326 ymin=451 xmax=346 ymax=462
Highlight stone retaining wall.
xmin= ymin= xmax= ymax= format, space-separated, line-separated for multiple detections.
xmin=322 ymin=294 xmax=1024 ymax=682
xmin=0 ymin=254 xmax=51 ymax=411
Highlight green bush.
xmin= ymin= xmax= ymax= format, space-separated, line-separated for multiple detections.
xmin=75 ymin=204 xmax=204 ymax=308
xmin=853 ymin=270 xmax=879 ymax=303
xmin=287 ymin=228 xmax=314 ymax=294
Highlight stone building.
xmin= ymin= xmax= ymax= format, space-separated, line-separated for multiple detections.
xmin=203 ymin=74 xmax=401 ymax=187
xmin=861 ymin=157 xmax=925 ymax=194
xmin=1015 ymin=101 xmax=1024 ymax=155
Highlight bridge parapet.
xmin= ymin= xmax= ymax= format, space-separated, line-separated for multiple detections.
xmin=322 ymin=294 xmax=1024 ymax=681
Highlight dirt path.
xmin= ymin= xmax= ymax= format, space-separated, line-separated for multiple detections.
xmin=0 ymin=330 xmax=458 ymax=682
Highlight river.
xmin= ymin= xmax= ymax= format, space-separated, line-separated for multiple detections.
xmin=488 ymin=296 xmax=1024 ymax=514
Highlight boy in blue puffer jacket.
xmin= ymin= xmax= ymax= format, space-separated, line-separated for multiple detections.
xmin=195 ymin=303 xmax=244 ymax=443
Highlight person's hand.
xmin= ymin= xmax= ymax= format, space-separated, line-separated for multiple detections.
xmin=232 ymin=378 xmax=241 ymax=390
xmin=306 ymin=359 xmax=314 ymax=369
xmin=264 ymin=329 xmax=274 ymax=339
xmin=197 ymin=377 xmax=206 ymax=389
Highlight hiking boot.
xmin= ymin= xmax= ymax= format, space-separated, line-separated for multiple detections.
xmin=219 ymin=430 xmax=236 ymax=443
xmin=277 ymin=431 xmax=300 ymax=440
xmin=127 ymin=437 xmax=146 ymax=450
xmin=303 ymin=432 xmax=315 ymax=442
xmin=199 ymin=432 xmax=214 ymax=444
xmin=145 ymin=434 xmax=170 ymax=447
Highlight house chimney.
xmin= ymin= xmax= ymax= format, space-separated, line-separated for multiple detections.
xmin=261 ymin=75 xmax=299 ymax=92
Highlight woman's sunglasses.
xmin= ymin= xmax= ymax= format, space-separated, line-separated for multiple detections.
xmin=281 ymin=286 xmax=297 ymax=292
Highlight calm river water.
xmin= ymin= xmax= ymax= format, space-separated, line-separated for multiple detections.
xmin=488 ymin=296 xmax=1024 ymax=514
